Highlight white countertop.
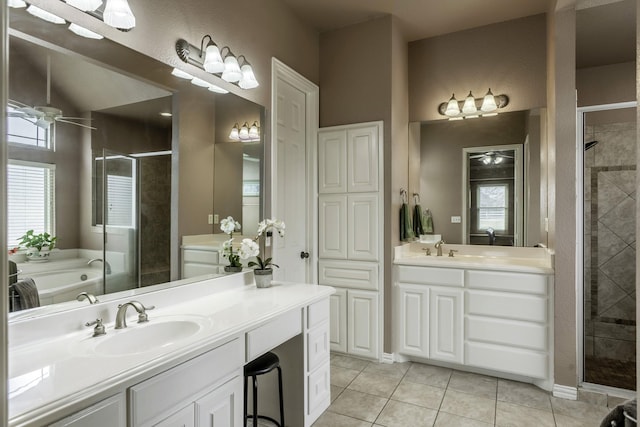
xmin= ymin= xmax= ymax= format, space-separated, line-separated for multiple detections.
xmin=8 ymin=272 xmax=334 ymax=426
xmin=394 ymin=243 xmax=554 ymax=274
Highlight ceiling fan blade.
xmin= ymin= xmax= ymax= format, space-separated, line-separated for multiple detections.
xmin=55 ymin=118 xmax=97 ymax=130
xmin=35 ymin=118 xmax=52 ymax=129
xmin=8 ymin=99 xmax=31 ymax=109
xmin=7 ymin=111 xmax=27 ymax=117
xmin=18 ymin=106 xmax=44 ymax=117
xmin=58 ymin=116 xmax=93 ymax=121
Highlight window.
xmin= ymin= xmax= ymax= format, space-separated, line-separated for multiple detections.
xmin=94 ymin=155 xmax=136 ymax=228
xmin=7 ymin=161 xmax=55 ymax=247
xmin=476 ymin=183 xmax=508 ymax=231
xmin=7 ymin=105 xmax=52 ymax=149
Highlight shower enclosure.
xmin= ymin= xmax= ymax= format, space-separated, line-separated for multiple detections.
xmin=579 ymin=102 xmax=637 ymax=391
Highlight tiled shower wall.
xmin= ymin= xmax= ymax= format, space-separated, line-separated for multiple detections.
xmin=584 ymin=120 xmax=636 ymax=373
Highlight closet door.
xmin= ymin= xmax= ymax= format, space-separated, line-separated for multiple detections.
xmin=347 ymin=126 xmax=379 ymax=192
xmin=318 ymin=195 xmax=348 ymax=259
xmin=318 ymin=130 xmax=347 ymax=193
xmin=347 ymin=194 xmax=379 ymax=261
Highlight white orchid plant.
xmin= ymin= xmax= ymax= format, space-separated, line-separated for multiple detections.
xmin=220 ymin=216 xmax=243 ymax=268
xmin=243 ymin=218 xmax=286 ymax=271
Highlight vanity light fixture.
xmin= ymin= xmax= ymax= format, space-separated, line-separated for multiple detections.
xmin=64 ymin=0 xmax=103 ymax=12
xmin=68 ymin=23 xmax=104 ymax=39
xmin=229 ymin=123 xmax=240 ymax=140
xmin=229 ymin=121 xmax=260 ymax=142
xmin=8 ymin=0 xmax=27 ymax=8
xmin=171 ymin=68 xmax=228 ymax=94
xmin=27 ymin=5 xmax=66 ymax=24
xmin=175 ymin=37 xmax=259 ymax=90
xmin=103 ymin=0 xmax=136 ymax=30
xmin=190 ymin=77 xmax=211 ymax=88
xmin=248 ymin=121 xmax=260 ymax=139
xmin=439 ymin=88 xmax=508 ymax=120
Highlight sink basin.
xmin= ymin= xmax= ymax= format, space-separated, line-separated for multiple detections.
xmin=94 ymin=319 xmax=203 ymax=356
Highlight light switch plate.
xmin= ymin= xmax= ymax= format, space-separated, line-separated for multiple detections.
xmin=214 ymin=214 xmax=219 ymax=224
xmin=207 ymin=214 xmax=214 ymax=225
xmin=451 ymin=216 xmax=461 ymax=224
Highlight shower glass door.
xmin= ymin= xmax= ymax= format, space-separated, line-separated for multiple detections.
xmin=581 ymin=105 xmax=636 ymax=391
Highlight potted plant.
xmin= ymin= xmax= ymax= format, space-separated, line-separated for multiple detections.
xmin=220 ymin=216 xmax=244 ymax=272
xmin=242 ymin=218 xmax=285 ymax=288
xmin=18 ymin=230 xmax=57 ymax=261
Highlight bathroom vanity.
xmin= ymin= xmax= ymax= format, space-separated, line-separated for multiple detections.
xmin=8 ymin=272 xmax=333 ymax=427
xmin=393 ymin=243 xmax=554 ymax=389
xmin=180 ymin=234 xmax=230 ymax=279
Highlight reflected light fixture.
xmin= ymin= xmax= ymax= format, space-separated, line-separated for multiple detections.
xmin=8 ymin=0 xmax=27 ymax=8
xmin=481 ymin=153 xmax=504 ymax=165
xmin=103 ymin=0 xmax=136 ymax=30
xmin=248 ymin=121 xmax=259 ymax=139
xmin=171 ymin=68 xmax=194 ymax=80
xmin=438 ymin=88 xmax=508 ymax=120
xmin=65 ymin=0 xmax=103 ymax=12
xmin=229 ymin=121 xmax=260 ymax=142
xmin=190 ymin=77 xmax=210 ymax=88
xmin=27 ymin=5 xmax=66 ymax=24
xmin=229 ymin=123 xmax=240 ymax=140
xmin=69 ymin=23 xmax=104 ymax=39
xmin=238 ymin=122 xmax=250 ymax=140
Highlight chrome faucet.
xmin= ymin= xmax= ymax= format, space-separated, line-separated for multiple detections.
xmin=77 ymin=292 xmax=99 ymax=304
xmin=434 ymin=239 xmax=445 ymax=256
xmin=88 ymin=258 xmax=112 ymax=274
xmin=485 ymin=227 xmax=496 ymax=246
xmin=115 ymin=301 xmax=155 ymax=329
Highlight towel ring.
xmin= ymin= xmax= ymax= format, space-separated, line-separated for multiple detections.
xmin=413 ymin=193 xmax=420 ymax=204
xmin=400 ymin=188 xmax=408 ymax=204
xmin=8 ymin=269 xmax=22 ymax=279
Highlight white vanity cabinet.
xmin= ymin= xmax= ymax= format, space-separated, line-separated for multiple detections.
xmin=318 ymin=121 xmax=383 ymax=361
xmin=49 ymin=394 xmax=126 ymax=427
xmin=181 ymin=247 xmax=223 ymax=279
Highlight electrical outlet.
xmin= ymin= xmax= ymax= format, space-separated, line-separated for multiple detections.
xmin=451 ymin=216 xmax=461 ymax=224
xmin=207 ymin=214 xmax=213 ymax=225
xmin=213 ymin=214 xmax=219 ymax=224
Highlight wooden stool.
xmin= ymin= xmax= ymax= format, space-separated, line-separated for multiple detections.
xmin=244 ymin=351 xmax=284 ymax=427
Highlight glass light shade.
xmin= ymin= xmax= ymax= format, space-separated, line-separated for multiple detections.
xmin=482 ymin=156 xmax=492 ymax=165
xmin=171 ymin=68 xmax=194 ymax=80
xmin=444 ymin=94 xmax=459 ymax=117
xmin=480 ymin=88 xmax=498 ymax=112
xmin=190 ymin=77 xmax=210 ymax=87
xmin=494 ymin=156 xmax=504 ymax=164
xmin=103 ymin=0 xmax=136 ymax=30
xmin=207 ymin=84 xmax=229 ymax=94
xmin=229 ymin=124 xmax=240 ymax=141
xmin=248 ymin=122 xmax=259 ymax=139
xmin=65 ymin=0 xmax=102 ymax=12
xmin=69 ymin=23 xmax=104 ymax=39
xmin=8 ymin=0 xmax=27 ymax=8
xmin=221 ymin=54 xmax=242 ymax=83
xmin=203 ymin=44 xmax=225 ymax=74
xmin=238 ymin=122 xmax=250 ymax=140
xmin=27 ymin=6 xmax=66 ymax=24
xmin=239 ymin=64 xmax=259 ymax=89
xmin=462 ymin=91 xmax=477 ymax=114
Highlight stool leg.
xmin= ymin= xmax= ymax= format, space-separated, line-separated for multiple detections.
xmin=243 ymin=375 xmax=248 ymax=427
xmin=252 ymin=375 xmax=258 ymax=427
xmin=277 ymin=366 xmax=284 ymax=427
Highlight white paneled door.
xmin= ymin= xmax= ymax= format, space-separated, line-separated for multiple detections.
xmin=272 ymin=59 xmax=319 ymax=284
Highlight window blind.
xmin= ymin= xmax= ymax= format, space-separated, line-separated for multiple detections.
xmin=106 ymin=174 xmax=134 ymax=227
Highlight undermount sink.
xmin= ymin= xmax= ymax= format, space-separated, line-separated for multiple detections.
xmin=93 ymin=319 xmax=203 ymax=356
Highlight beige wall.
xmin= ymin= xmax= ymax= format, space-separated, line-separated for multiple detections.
xmin=408 ymin=14 xmax=547 ymax=123
xmin=577 ymin=61 xmax=636 ymax=107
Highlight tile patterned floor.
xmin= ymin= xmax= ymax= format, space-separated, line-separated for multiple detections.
xmin=310 ymin=354 xmax=623 ymax=427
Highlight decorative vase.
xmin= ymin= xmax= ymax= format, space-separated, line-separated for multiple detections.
xmin=224 ymin=265 xmax=243 ymax=273
xmin=254 ymin=268 xmax=273 ymax=288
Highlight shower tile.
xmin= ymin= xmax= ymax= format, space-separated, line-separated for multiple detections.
xmin=604 ymin=170 xmax=637 ymax=196
xmin=599 ymin=197 xmax=636 ymax=245
xmin=594 ymin=133 xmax=637 ymax=167
xmin=601 ymin=295 xmax=636 ymax=322
xmin=596 ymin=223 xmax=626 ymax=266
xmin=584 ymin=336 xmax=595 ymax=357
xmin=596 ymin=174 xmax=627 ymax=218
xmin=595 ymin=271 xmax=628 ymax=315
xmin=594 ymin=336 xmax=636 ymax=362
xmin=599 ymin=246 xmax=636 ymax=295
xmin=594 ymin=321 xmax=636 ymax=341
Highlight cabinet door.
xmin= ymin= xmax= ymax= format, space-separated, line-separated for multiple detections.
xmin=195 ymin=376 xmax=243 ymax=427
xmin=329 ymin=288 xmax=347 ymax=353
xmin=347 ymin=194 xmax=379 ymax=261
xmin=155 ymin=404 xmax=195 ymax=427
xmin=429 ymin=288 xmax=464 ymax=364
xmin=318 ymin=195 xmax=348 ymax=259
xmin=50 ymin=393 xmax=126 ymax=427
xmin=318 ymin=129 xmax=347 ymax=193
xmin=347 ymin=126 xmax=379 ymax=192
xmin=347 ymin=289 xmax=378 ymax=359
xmin=397 ymin=285 xmax=429 ymax=357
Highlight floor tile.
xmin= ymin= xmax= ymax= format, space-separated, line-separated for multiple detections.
xmin=329 ymin=389 xmax=388 ymax=423
xmin=497 ymin=379 xmax=552 ymax=411
xmin=495 ymin=401 xmax=555 ymax=427
xmin=312 ymin=411 xmax=373 ymax=427
xmin=440 ymin=389 xmax=496 ymax=425
xmin=391 ymin=379 xmax=445 ymax=410
xmin=433 ymin=411 xmax=493 ymax=426
xmin=553 ymin=413 xmax=594 ymax=427
xmin=551 ymin=396 xmax=610 ymax=421
xmin=405 ymin=363 xmax=452 ymax=388
xmin=332 ymin=365 xmax=362 ymax=388
xmin=347 ymin=371 xmax=402 ymax=398
xmin=331 ymin=385 xmax=345 ymax=403
xmin=363 ymin=361 xmax=411 ymax=380
xmin=331 ymin=354 xmax=371 ymax=371
xmin=374 ymin=400 xmax=438 ymax=427
xmin=448 ymin=370 xmax=497 ymax=399
xmin=577 ymin=389 xmax=608 ymax=407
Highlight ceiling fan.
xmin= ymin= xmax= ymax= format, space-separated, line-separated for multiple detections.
xmin=469 ymin=151 xmax=515 ymax=165
xmin=8 ymin=56 xmax=96 ymax=130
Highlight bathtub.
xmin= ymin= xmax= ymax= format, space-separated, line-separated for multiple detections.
xmin=19 ymin=268 xmax=104 ymax=306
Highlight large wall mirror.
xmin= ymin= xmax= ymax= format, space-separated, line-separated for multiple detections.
xmin=415 ymin=108 xmax=546 ymax=247
xmin=7 ymin=7 xmax=265 ymax=319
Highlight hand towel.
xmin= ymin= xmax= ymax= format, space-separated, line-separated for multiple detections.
xmin=400 ymin=203 xmax=415 ymax=241
xmin=413 ymin=204 xmax=425 ymax=236
xmin=8 ymin=260 xmax=18 ymax=286
xmin=423 ymin=209 xmax=434 ymax=233
xmin=12 ymin=278 xmax=40 ymax=311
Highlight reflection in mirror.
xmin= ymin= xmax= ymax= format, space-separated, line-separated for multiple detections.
xmin=7 ymin=8 xmax=265 ymax=319
xmin=417 ymin=109 xmax=545 ymax=247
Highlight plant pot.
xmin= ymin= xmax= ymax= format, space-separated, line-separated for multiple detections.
xmin=224 ymin=265 xmax=243 ymax=273
xmin=254 ymin=268 xmax=273 ymax=288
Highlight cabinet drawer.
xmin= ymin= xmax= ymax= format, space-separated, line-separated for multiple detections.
xmin=307 ymin=360 xmax=331 ymax=415
xmin=308 ymin=298 xmax=330 ymax=328
xmin=319 ymin=260 xmax=378 ymax=290
xmin=396 ymin=265 xmax=464 ymax=287
xmin=182 ymin=263 xmax=221 ymax=279
xmin=466 ymin=316 xmax=547 ymax=351
xmin=466 ymin=270 xmax=548 ymax=294
xmin=246 ymin=309 xmax=302 ymax=361
xmin=465 ymin=341 xmax=548 ymax=379
xmin=467 ymin=290 xmax=547 ymax=323
xmin=183 ymin=249 xmax=220 ymax=264
xmin=307 ymin=322 xmax=330 ymax=372
xmin=129 ymin=338 xmax=242 ymax=427
xmin=50 ymin=393 xmax=126 ymax=427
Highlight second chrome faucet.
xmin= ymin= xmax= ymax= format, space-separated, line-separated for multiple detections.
xmin=115 ymin=301 xmax=155 ymax=329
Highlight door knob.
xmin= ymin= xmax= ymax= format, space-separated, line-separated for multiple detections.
xmin=300 ymin=251 xmax=310 ymax=259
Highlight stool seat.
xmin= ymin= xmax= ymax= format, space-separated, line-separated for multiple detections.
xmin=244 ymin=351 xmax=280 ymax=376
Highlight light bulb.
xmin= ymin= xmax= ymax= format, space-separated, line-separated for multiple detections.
xmin=221 ymin=53 xmax=242 ymax=83
xmin=103 ymin=0 xmax=136 ymax=30
xmin=229 ymin=123 xmax=240 ymax=141
xmin=462 ymin=91 xmax=477 ymax=114
xmin=481 ymin=88 xmax=498 ymax=112
xmin=239 ymin=62 xmax=259 ymax=89
xmin=248 ymin=122 xmax=259 ymax=140
xmin=238 ymin=122 xmax=250 ymax=140
xmin=203 ymin=43 xmax=224 ymax=74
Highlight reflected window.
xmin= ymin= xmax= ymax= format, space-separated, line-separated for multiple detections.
xmin=7 ymin=105 xmax=52 ymax=149
xmin=94 ymin=155 xmax=137 ymax=228
xmin=7 ymin=161 xmax=55 ymax=247
xmin=476 ymin=183 xmax=508 ymax=231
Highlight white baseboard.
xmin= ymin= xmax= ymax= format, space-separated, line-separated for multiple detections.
xmin=553 ymin=384 xmax=578 ymax=400
xmin=382 ymin=352 xmax=394 ymax=364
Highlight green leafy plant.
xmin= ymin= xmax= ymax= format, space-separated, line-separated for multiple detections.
xmin=248 ymin=256 xmax=279 ymax=271
xmin=18 ymin=230 xmax=57 ymax=251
